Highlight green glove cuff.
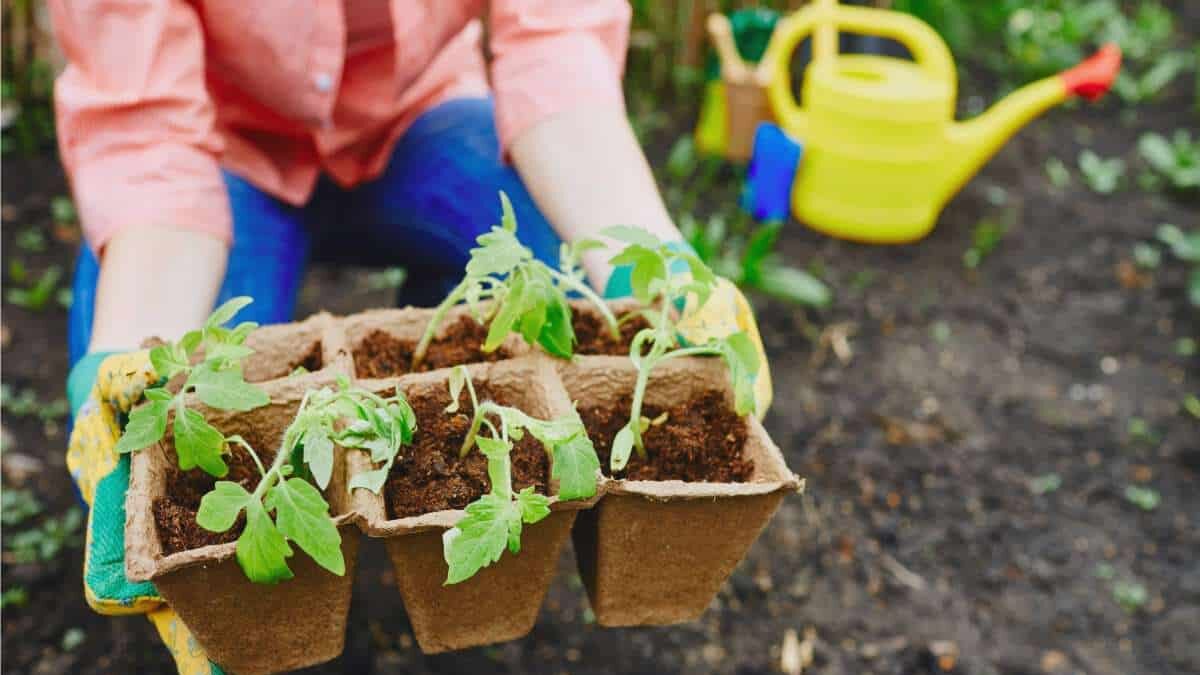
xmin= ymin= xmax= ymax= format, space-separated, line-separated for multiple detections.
xmin=603 ymin=240 xmax=696 ymax=300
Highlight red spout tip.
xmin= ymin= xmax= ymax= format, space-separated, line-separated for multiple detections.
xmin=1061 ymin=43 xmax=1122 ymax=101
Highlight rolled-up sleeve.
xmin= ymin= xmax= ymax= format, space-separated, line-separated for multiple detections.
xmin=50 ymin=0 xmax=230 ymax=253
xmin=488 ymin=0 xmax=631 ymax=153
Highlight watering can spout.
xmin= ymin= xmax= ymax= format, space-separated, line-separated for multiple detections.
xmin=942 ymin=44 xmax=1121 ymax=204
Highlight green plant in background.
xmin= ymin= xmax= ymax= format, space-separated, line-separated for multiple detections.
xmin=1112 ymin=579 xmax=1149 ymax=612
xmin=1154 ymin=224 xmax=1200 ymax=306
xmin=1044 ymin=156 xmax=1072 ymax=189
xmin=1028 ymin=472 xmax=1062 ymax=495
xmin=197 ymin=378 xmax=417 ymax=583
xmin=6 ymin=264 xmax=62 ymax=311
xmin=51 ymin=195 xmax=77 ymax=225
xmin=1123 ymin=485 xmax=1160 ymax=511
xmin=599 ymin=228 xmax=761 ymax=471
xmin=2 ymin=488 xmax=43 ymax=527
xmin=1 ymin=586 xmax=29 ymax=609
xmin=1139 ymin=130 xmax=1200 ymax=191
xmin=963 ymin=219 xmax=1008 ymax=269
xmin=3 ymin=507 xmax=82 ymax=564
xmin=1113 ymin=49 xmax=1194 ymax=104
xmin=441 ymin=366 xmax=600 ymax=584
xmin=682 ymin=214 xmax=831 ymax=308
xmin=1078 ymin=150 xmax=1125 ymax=194
xmin=413 ymin=193 xmax=619 ymax=367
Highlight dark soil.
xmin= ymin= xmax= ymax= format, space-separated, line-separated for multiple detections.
xmin=579 ymin=391 xmax=752 ymax=482
xmin=353 ymin=315 xmax=512 ymax=378
xmin=572 ymin=310 xmax=652 ymax=356
xmin=385 ymin=385 xmax=549 ymax=519
xmin=151 ymin=438 xmax=272 ymax=555
xmin=292 ymin=340 xmax=324 ymax=374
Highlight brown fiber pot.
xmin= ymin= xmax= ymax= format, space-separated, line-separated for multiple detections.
xmin=559 ymin=356 xmax=802 ymax=627
xmin=349 ymin=357 xmax=599 ymax=654
xmin=126 ymin=322 xmax=361 ymax=675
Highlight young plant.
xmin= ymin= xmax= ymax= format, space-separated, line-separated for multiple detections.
xmin=115 ymin=297 xmax=270 ymax=476
xmin=1155 ymin=223 xmax=1200 ymax=307
xmin=1078 ymin=150 xmax=1125 ymax=194
xmin=1139 ymin=130 xmax=1200 ymax=191
xmin=600 ymin=228 xmax=761 ymax=472
xmin=197 ymin=378 xmax=416 ymax=583
xmin=6 ymin=264 xmax=62 ymax=311
xmin=440 ymin=366 xmax=599 ymax=584
xmin=411 ymin=192 xmax=619 ymax=367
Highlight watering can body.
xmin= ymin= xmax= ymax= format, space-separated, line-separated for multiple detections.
xmin=754 ymin=2 xmax=1120 ymax=243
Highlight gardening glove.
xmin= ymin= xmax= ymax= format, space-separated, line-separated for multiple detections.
xmin=67 ymin=351 xmax=222 ymax=675
xmin=603 ymin=245 xmax=773 ymax=417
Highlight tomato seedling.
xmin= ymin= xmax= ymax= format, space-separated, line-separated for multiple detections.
xmin=599 ymin=228 xmax=761 ymax=472
xmin=116 ymin=297 xmax=271 ymax=476
xmin=197 ymin=378 xmax=416 ymax=583
xmin=440 ymin=366 xmax=599 ymax=584
xmin=412 ymin=192 xmax=619 ymax=367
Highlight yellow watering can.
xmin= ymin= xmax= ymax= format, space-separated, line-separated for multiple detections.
xmin=746 ymin=0 xmax=1121 ymax=244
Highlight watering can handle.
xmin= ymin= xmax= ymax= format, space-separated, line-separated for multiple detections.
xmin=762 ymin=4 xmax=957 ymax=135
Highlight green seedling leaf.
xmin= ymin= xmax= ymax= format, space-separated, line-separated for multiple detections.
xmin=237 ymin=501 xmax=294 ymax=584
xmin=757 ymin=264 xmax=831 ymax=308
xmin=206 ymin=296 xmax=254 ymax=332
xmin=515 ymin=486 xmax=550 ymax=524
xmin=196 ymin=481 xmax=253 ymax=532
xmin=114 ymin=400 xmax=169 ymax=455
xmin=551 ymin=433 xmax=600 ymax=500
xmin=610 ymin=425 xmax=636 ymax=472
xmin=443 ymin=493 xmax=522 ymax=584
xmin=601 ymin=225 xmax=662 ymax=249
xmin=265 ymin=478 xmax=344 ymax=575
xmin=301 ymin=426 xmax=335 ymax=490
xmin=536 ymin=295 xmax=575 ymax=358
xmin=188 ymin=363 xmax=270 ymax=412
xmin=149 ymin=344 xmax=188 ymax=380
xmin=174 ymin=407 xmax=228 ymax=477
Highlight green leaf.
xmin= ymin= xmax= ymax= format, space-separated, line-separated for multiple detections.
xmin=741 ymin=223 xmax=781 ymax=284
xmin=206 ymin=297 xmax=253 ymax=332
xmin=551 ymin=433 xmax=599 ymax=500
xmin=188 ymin=363 xmax=270 ymax=412
xmin=1139 ymin=133 xmax=1176 ymax=172
xmin=144 ymin=388 xmax=172 ymax=402
xmin=442 ymin=493 xmax=522 ymax=584
xmin=114 ymin=400 xmax=169 ymax=455
xmin=301 ymin=426 xmax=335 ymax=490
xmin=536 ymin=295 xmax=575 ymax=359
xmin=515 ymin=486 xmax=551 ymax=524
xmin=445 ymin=366 xmax=468 ymax=413
xmin=149 ymin=344 xmax=188 ymax=380
xmin=601 ymin=226 xmax=661 ymax=249
xmin=484 ymin=272 xmax=527 ymax=352
xmin=206 ymin=342 xmax=255 ymax=363
xmin=757 ymin=265 xmax=832 ymax=308
xmin=630 ymin=254 xmax=667 ymax=304
xmin=720 ymin=331 xmax=761 ymax=416
xmin=179 ymin=330 xmax=203 ymax=357
xmin=498 ymin=191 xmax=517 ymax=231
xmin=236 ymin=501 xmax=294 ymax=584
xmin=466 ymin=226 xmax=530 ymax=277
xmin=610 ymin=425 xmax=636 ymax=472
xmin=174 ymin=407 xmax=228 ymax=477
xmin=265 ymin=478 xmax=344 ymax=576
xmin=196 ymin=481 xmax=252 ymax=533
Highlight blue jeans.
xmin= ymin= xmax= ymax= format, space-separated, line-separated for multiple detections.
xmin=67 ymin=98 xmax=562 ymax=368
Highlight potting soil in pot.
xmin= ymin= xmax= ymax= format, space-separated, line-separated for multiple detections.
xmin=579 ymin=390 xmax=753 ymax=482
xmin=153 ymin=434 xmax=276 ymax=554
xmin=571 ymin=310 xmax=652 ymax=356
xmin=384 ymin=385 xmax=549 ymax=519
xmin=353 ymin=315 xmax=513 ymax=378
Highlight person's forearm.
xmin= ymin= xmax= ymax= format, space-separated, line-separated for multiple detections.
xmin=510 ymin=105 xmax=680 ymax=290
xmin=88 ymin=226 xmax=228 ymax=352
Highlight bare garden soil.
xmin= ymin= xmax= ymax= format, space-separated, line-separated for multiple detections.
xmin=3 ymin=28 xmax=1199 ymax=675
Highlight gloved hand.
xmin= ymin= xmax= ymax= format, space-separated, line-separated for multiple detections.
xmin=67 ymin=351 xmax=220 ymax=675
xmin=602 ymin=243 xmax=773 ymax=417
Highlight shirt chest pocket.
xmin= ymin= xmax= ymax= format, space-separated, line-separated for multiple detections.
xmin=197 ymin=0 xmax=324 ymax=122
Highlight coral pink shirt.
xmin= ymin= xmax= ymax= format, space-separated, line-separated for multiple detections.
xmin=49 ymin=0 xmax=631 ymax=253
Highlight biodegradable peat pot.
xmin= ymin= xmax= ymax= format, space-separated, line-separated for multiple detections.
xmin=350 ymin=357 xmax=598 ymax=654
xmin=343 ymin=304 xmax=530 ymax=381
xmin=126 ymin=326 xmax=360 ymax=675
xmin=561 ymin=357 xmax=802 ymax=627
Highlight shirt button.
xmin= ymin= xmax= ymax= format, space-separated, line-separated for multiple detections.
xmin=313 ymin=72 xmax=333 ymax=93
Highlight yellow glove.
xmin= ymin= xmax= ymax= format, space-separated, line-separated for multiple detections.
xmin=67 ymin=351 xmax=220 ymax=674
xmin=677 ymin=277 xmax=773 ymax=418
